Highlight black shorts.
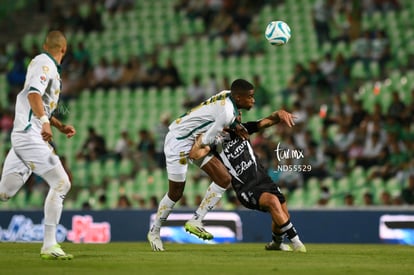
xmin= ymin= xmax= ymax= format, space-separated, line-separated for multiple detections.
xmin=235 ymin=182 xmax=286 ymax=212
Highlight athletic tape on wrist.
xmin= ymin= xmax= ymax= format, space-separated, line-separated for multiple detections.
xmin=39 ymin=115 xmax=50 ymax=125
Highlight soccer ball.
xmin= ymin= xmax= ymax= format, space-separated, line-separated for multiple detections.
xmin=265 ymin=21 xmax=291 ymax=46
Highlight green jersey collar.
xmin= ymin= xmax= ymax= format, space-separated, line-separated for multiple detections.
xmin=43 ymin=52 xmax=61 ymax=73
xmin=228 ymin=94 xmax=239 ymax=118
xmin=228 ymin=94 xmax=240 ymax=129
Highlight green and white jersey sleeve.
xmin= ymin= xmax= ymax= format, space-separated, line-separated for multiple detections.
xmin=169 ymin=91 xmax=239 ymax=144
xmin=13 ymin=53 xmax=62 ymax=132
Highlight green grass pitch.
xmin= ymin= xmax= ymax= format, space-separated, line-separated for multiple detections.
xmin=0 ymin=242 xmax=413 ymax=275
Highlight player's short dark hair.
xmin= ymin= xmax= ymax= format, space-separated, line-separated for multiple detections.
xmin=230 ymin=79 xmax=254 ymax=95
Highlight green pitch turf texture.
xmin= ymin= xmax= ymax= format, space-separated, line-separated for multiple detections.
xmin=1 ymin=243 xmax=413 ymax=275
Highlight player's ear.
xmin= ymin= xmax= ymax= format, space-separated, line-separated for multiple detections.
xmin=61 ymin=45 xmax=67 ymax=56
xmin=234 ymin=94 xmax=241 ymax=103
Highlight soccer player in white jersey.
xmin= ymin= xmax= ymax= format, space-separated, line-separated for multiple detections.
xmin=0 ymin=31 xmax=75 ymax=260
xmin=189 ymin=110 xmax=306 ymax=252
xmin=148 ymin=79 xmax=255 ymax=251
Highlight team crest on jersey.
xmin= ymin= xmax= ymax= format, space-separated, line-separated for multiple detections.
xmin=42 ymin=66 xmax=49 ymax=73
xmin=179 ymin=151 xmax=187 ymax=165
xmin=40 ymin=75 xmax=47 ymax=85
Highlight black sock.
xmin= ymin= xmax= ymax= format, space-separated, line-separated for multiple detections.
xmin=280 ymin=220 xmax=298 ymax=240
xmin=271 ymin=232 xmax=285 ymax=243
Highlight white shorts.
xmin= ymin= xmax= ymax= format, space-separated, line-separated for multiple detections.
xmin=164 ymin=132 xmax=215 ymax=181
xmin=2 ymin=130 xmax=61 ymax=177
xmin=164 ymin=131 xmax=193 ymax=176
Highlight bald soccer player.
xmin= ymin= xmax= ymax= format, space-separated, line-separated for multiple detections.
xmin=0 ymin=31 xmax=75 ymax=260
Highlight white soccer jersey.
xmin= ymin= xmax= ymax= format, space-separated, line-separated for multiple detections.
xmin=169 ymin=91 xmax=239 ymax=144
xmin=13 ymin=53 xmax=61 ymax=132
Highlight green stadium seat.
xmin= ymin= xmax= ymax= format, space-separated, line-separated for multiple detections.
xmin=28 ymin=189 xmax=44 ymax=209
xmin=385 ymin=177 xmax=401 ymax=196
xmin=11 ymin=189 xmax=27 ymax=209
xmin=7 ymin=0 xmax=409 ymax=210
xmin=304 ymin=188 xmax=319 ymax=206
xmin=287 ymin=188 xmax=306 ymax=208
xmin=326 ymin=194 xmax=342 ymax=207
xmin=105 ymin=179 xmax=120 ymax=208
xmin=88 ymin=161 xmax=106 ymax=186
xmin=74 ymin=189 xmax=90 ymax=209
xmin=353 ymin=176 xmax=366 ymax=190
xmin=118 ymin=158 xmax=133 ymax=177
xmin=336 ymin=176 xmax=350 ymax=194
xmin=351 ymin=61 xmax=368 ymax=79
xmin=371 ymin=176 xmax=384 ymax=189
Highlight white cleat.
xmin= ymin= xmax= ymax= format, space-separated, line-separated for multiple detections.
xmin=147 ymin=230 xmax=165 ymax=252
xmin=292 ymin=243 xmax=307 ymax=253
xmin=265 ymin=241 xmax=293 ymax=251
xmin=184 ymin=220 xmax=213 ymax=240
xmin=40 ymin=244 xmax=74 ymax=260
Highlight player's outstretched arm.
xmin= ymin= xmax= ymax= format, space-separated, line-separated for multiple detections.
xmin=257 ymin=110 xmax=296 ymax=129
xmin=50 ymin=116 xmax=76 ymax=138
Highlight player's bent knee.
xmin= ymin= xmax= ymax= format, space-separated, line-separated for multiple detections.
xmin=0 ymin=172 xmax=26 ymax=201
xmin=41 ymin=165 xmax=72 ymax=196
xmin=259 ymin=192 xmax=279 ymax=208
xmin=167 ymin=179 xmax=185 ymax=201
xmin=222 ymin=172 xmax=232 ymax=184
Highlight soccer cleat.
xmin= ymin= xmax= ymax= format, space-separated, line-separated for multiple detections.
xmin=184 ymin=220 xmax=213 ymax=240
xmin=292 ymin=243 xmax=307 ymax=253
xmin=265 ymin=241 xmax=293 ymax=251
xmin=40 ymin=244 xmax=73 ymax=260
xmin=147 ymin=230 xmax=165 ymax=251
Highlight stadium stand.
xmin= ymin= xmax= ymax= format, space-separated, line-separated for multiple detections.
xmin=1 ymin=0 xmax=414 ymax=210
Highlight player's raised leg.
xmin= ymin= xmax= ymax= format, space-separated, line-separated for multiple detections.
xmin=0 ymin=149 xmax=31 ymax=201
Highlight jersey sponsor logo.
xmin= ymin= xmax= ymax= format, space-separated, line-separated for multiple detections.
xmin=235 ymin=159 xmax=254 ymax=176
xmin=0 ymin=215 xmax=67 ymax=242
xmin=223 ymin=139 xmax=248 ymax=160
xmin=67 ymin=215 xmax=111 ymax=243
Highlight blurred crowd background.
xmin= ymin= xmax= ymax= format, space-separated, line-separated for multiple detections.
xmin=1 ymin=0 xmax=414 ymax=211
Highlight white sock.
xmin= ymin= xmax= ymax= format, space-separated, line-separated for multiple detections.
xmin=43 ymin=189 xmax=63 ymax=249
xmin=290 ymin=235 xmax=304 ymax=247
xmin=40 ymin=164 xmax=71 ymax=250
xmin=191 ymin=182 xmax=226 ymax=221
xmin=43 ymin=224 xmax=57 ymax=249
xmin=151 ymin=194 xmax=176 ymax=232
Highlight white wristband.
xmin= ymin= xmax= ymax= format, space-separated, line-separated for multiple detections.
xmin=39 ymin=115 xmax=50 ymax=125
